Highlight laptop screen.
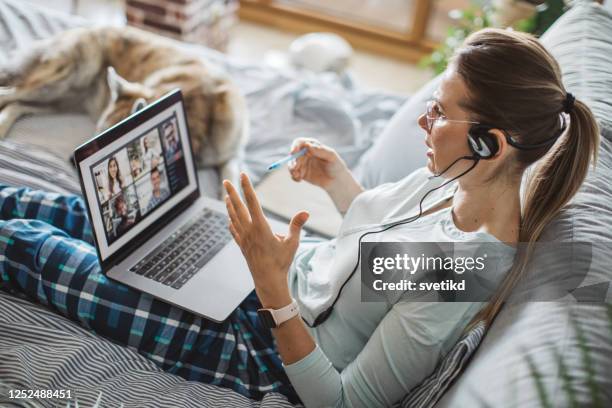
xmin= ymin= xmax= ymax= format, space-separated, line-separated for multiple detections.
xmin=78 ymin=97 xmax=198 ymax=262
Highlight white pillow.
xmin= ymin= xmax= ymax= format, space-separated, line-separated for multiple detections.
xmin=354 ymin=74 xmax=442 ymax=189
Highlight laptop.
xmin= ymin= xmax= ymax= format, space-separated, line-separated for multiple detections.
xmin=74 ymin=89 xmax=284 ymax=322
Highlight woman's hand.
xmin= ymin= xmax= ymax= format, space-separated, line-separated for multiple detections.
xmin=223 ymin=173 xmax=309 ymax=308
xmin=288 ymin=138 xmax=349 ymax=191
xmin=289 ymin=138 xmax=365 ymax=215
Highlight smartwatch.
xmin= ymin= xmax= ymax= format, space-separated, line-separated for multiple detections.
xmin=257 ymin=298 xmax=299 ymax=329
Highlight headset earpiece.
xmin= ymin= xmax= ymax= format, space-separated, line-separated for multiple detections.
xmin=467 ymin=125 xmax=499 ymax=159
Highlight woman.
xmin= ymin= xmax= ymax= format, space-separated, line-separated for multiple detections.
xmin=106 ymin=156 xmax=124 ymax=199
xmin=129 ymin=154 xmax=143 ymax=179
xmin=0 ymin=28 xmax=599 ymax=406
xmin=113 ymin=194 xmax=136 ymax=237
xmin=142 ymin=134 xmax=160 ymax=171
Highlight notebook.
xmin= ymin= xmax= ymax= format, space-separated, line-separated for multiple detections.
xmin=255 ymin=169 xmax=343 ymax=238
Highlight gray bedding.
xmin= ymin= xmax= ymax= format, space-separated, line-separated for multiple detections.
xmin=0 ymin=292 xmax=295 ymax=408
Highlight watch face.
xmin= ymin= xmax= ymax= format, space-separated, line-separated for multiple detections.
xmin=257 ymin=309 xmax=277 ymax=328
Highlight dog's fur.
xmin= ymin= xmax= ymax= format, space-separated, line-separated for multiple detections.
xmin=0 ymin=26 xmax=248 ymax=190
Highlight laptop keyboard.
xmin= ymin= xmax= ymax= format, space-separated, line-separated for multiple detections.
xmin=130 ymin=208 xmax=232 ymax=289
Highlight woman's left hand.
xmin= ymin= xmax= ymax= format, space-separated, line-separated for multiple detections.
xmin=223 ymin=173 xmax=309 ymax=308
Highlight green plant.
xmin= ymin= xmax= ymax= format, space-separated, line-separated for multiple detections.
xmin=420 ymin=0 xmax=492 ymax=75
xmin=523 ymin=304 xmax=612 ymax=408
xmin=515 ymin=0 xmax=567 ymax=35
xmin=421 ymin=0 xmax=568 ymax=74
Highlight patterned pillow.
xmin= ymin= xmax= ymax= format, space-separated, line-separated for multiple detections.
xmin=395 ymin=322 xmax=486 ymax=408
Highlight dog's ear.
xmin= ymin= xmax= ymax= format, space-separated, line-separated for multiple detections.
xmin=106 ymin=66 xmax=131 ymax=102
xmin=131 ymin=98 xmax=147 ymax=114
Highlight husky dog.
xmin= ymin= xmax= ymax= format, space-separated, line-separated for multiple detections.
xmin=0 ymin=26 xmax=247 ymax=190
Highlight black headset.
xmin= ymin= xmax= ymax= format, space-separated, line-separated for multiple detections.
xmin=304 ymin=118 xmax=567 ymax=328
xmin=467 ymin=116 xmax=567 ymax=159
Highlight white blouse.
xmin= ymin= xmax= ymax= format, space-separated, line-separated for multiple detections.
xmin=285 ymin=167 xmax=516 ymax=407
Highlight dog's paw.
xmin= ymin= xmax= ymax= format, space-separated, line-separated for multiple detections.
xmin=219 ymin=159 xmax=240 ymax=183
xmin=0 ymin=86 xmax=15 ymax=95
xmin=0 ymin=108 xmax=14 ymax=139
xmin=0 ymin=103 xmax=28 ymax=138
xmin=216 ymin=159 xmax=241 ymax=199
xmin=0 ymin=86 xmax=16 ymax=109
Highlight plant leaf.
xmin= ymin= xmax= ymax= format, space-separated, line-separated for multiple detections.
xmin=525 ymin=353 xmax=553 ymax=408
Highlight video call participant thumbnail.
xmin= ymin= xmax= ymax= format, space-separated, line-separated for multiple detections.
xmin=146 ymin=166 xmax=170 ymax=212
xmin=112 ymin=194 xmax=136 ymax=237
xmin=162 ymin=119 xmax=182 ymax=162
xmin=106 ymin=156 xmax=124 ymax=200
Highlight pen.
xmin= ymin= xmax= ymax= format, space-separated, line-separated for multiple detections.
xmin=267 ymin=147 xmax=307 ymax=171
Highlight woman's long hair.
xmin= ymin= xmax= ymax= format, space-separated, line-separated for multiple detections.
xmin=453 ymin=28 xmax=600 ymax=328
xmin=107 ymin=156 xmax=123 ymax=195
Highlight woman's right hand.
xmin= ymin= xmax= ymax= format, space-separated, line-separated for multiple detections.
xmin=288 ymin=138 xmax=348 ymax=191
xmin=288 ymin=138 xmax=364 ymax=214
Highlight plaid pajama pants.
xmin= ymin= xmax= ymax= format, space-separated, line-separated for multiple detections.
xmin=0 ymin=185 xmax=299 ymax=403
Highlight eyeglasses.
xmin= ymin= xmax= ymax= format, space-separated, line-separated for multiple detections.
xmin=425 ymin=100 xmax=479 ymax=133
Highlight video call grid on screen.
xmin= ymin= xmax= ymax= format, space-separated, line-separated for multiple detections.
xmin=80 ymin=103 xmax=197 ymax=262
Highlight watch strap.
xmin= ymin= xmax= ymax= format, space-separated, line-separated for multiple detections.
xmin=258 ymin=298 xmax=299 ymax=328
